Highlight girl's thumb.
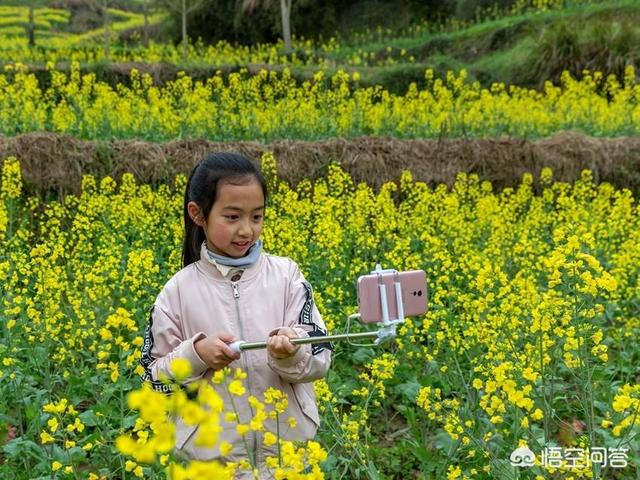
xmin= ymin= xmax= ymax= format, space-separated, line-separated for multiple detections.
xmin=217 ymin=332 xmax=237 ymax=343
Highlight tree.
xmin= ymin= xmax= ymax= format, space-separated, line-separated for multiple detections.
xmin=86 ymin=0 xmax=111 ymax=60
xmin=142 ymin=0 xmax=150 ymax=45
xmin=279 ymin=0 xmax=292 ymax=53
xmin=26 ymin=0 xmax=48 ymax=47
xmin=242 ymin=0 xmax=293 ymax=53
xmin=156 ymin=0 xmax=204 ymax=60
xmin=100 ymin=0 xmax=110 ymax=59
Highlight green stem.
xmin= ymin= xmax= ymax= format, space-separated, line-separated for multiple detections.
xmin=275 ymin=412 xmax=281 ymax=468
xmin=119 ymin=375 xmax=126 ymax=476
xmin=224 ymin=379 xmax=256 ymax=472
xmin=539 ymin=329 xmax=550 ymax=443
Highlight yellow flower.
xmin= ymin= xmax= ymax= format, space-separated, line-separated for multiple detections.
xmin=47 ymin=418 xmax=59 ymax=433
xmin=1 ymin=157 xmax=23 ymax=200
xmin=195 ymin=419 xmax=222 ymax=447
xmin=264 ymin=432 xmax=277 ymax=447
xmin=220 ymin=441 xmax=233 ymax=456
xmin=228 ymin=380 xmax=246 ymax=397
xmin=306 ymin=440 xmax=327 ymax=463
xmin=531 ymin=409 xmax=544 ymax=421
xmin=212 ymin=369 xmax=226 ymax=384
xmin=181 ymin=402 xmax=206 ymax=426
xmin=522 ymin=367 xmax=539 ymax=382
xmin=170 ymin=358 xmax=192 ymax=381
xmin=236 ymin=424 xmax=250 ymax=436
xmin=40 ymin=431 xmax=55 ymax=444
xmin=447 ymin=465 xmax=462 ymax=480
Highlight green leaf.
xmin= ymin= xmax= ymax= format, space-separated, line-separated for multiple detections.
xmin=414 ymin=445 xmax=433 ymax=465
xmin=2 ymin=438 xmax=46 ymax=461
xmin=366 ymin=460 xmax=380 ymax=480
xmin=394 ymin=380 xmax=421 ymax=403
xmin=352 ymin=347 xmax=375 ymax=365
xmin=123 ymin=414 xmax=138 ymax=429
xmin=25 ymin=403 xmax=39 ymax=423
xmin=79 ymin=410 xmax=99 ymax=427
xmin=592 ymin=400 xmax=608 ymax=413
xmin=434 ymin=431 xmax=455 ymax=452
xmin=488 ymin=459 xmax=517 ymax=480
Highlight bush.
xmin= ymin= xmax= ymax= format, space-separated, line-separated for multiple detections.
xmin=527 ymin=19 xmax=640 ymax=88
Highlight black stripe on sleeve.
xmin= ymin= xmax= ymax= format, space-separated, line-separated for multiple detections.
xmin=139 ymin=305 xmax=176 ymax=394
xmin=298 ymin=282 xmax=333 ymax=355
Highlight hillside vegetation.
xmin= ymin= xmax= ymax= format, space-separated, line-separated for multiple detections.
xmin=0 ymin=0 xmax=636 ymax=93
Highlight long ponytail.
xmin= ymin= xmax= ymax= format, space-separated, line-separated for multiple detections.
xmin=182 ymin=163 xmax=207 ymax=267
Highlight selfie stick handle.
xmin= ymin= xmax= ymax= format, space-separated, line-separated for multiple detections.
xmin=229 ymin=331 xmax=380 ymax=353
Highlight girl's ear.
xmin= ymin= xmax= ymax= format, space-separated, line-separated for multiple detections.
xmin=187 ymin=201 xmax=205 ymax=226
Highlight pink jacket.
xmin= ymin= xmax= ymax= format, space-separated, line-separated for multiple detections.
xmin=139 ymin=243 xmax=332 ymax=464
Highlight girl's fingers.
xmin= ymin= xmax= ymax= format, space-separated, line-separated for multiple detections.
xmin=274 ymin=335 xmax=288 ymax=351
xmin=276 ymin=327 xmax=298 ymax=340
xmin=215 ymin=338 xmax=240 ymax=360
xmin=268 ymin=335 xmax=298 ymax=357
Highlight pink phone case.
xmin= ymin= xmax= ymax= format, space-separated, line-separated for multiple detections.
xmin=357 ymin=270 xmax=428 ymax=323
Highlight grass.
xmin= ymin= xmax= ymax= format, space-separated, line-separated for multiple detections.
xmin=326 ymin=0 xmax=640 ymax=88
xmin=0 ymin=4 xmax=165 ymax=48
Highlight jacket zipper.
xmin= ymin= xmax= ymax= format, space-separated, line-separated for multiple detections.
xmin=231 ymin=281 xmax=259 ymax=467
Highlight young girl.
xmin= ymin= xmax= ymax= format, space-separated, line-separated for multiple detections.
xmin=139 ymin=152 xmax=332 ymax=476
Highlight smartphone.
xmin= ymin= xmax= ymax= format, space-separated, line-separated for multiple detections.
xmin=357 ymin=269 xmax=428 ymax=323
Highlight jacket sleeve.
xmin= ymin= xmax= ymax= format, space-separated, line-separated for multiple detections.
xmin=267 ymin=262 xmax=332 ymax=384
xmin=139 ymin=281 xmax=210 ymax=393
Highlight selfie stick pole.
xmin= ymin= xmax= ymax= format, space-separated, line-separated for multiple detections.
xmin=231 ymin=330 xmax=379 ymax=352
xmin=228 ymin=264 xmax=405 ymax=354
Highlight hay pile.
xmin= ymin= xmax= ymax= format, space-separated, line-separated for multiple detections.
xmin=2 ymin=132 xmax=639 ymax=197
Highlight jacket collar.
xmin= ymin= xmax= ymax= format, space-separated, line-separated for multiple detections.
xmin=195 ymin=242 xmax=265 ymax=282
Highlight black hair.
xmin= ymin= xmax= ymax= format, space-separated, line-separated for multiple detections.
xmin=182 ymin=152 xmax=267 ymax=267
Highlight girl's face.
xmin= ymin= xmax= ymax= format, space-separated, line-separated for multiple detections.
xmin=188 ymin=178 xmax=265 ymax=258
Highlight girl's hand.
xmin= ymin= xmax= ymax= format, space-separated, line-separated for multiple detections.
xmin=194 ymin=332 xmax=241 ymax=370
xmin=267 ymin=327 xmax=300 ymax=359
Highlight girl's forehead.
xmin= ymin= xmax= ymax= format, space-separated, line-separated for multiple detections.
xmin=216 ymin=180 xmax=264 ymax=207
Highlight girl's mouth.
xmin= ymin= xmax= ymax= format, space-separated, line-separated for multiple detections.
xmin=233 ymin=241 xmax=251 ymax=248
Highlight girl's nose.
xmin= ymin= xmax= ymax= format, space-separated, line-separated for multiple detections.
xmin=238 ymin=219 xmax=252 ymax=236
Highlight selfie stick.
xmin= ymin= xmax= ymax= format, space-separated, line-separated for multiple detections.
xmin=228 ymin=264 xmax=406 ymax=354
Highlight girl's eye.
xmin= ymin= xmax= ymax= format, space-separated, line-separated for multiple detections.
xmin=254 ymin=215 xmax=263 ymax=221
xmin=225 ymin=215 xmax=238 ymax=220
